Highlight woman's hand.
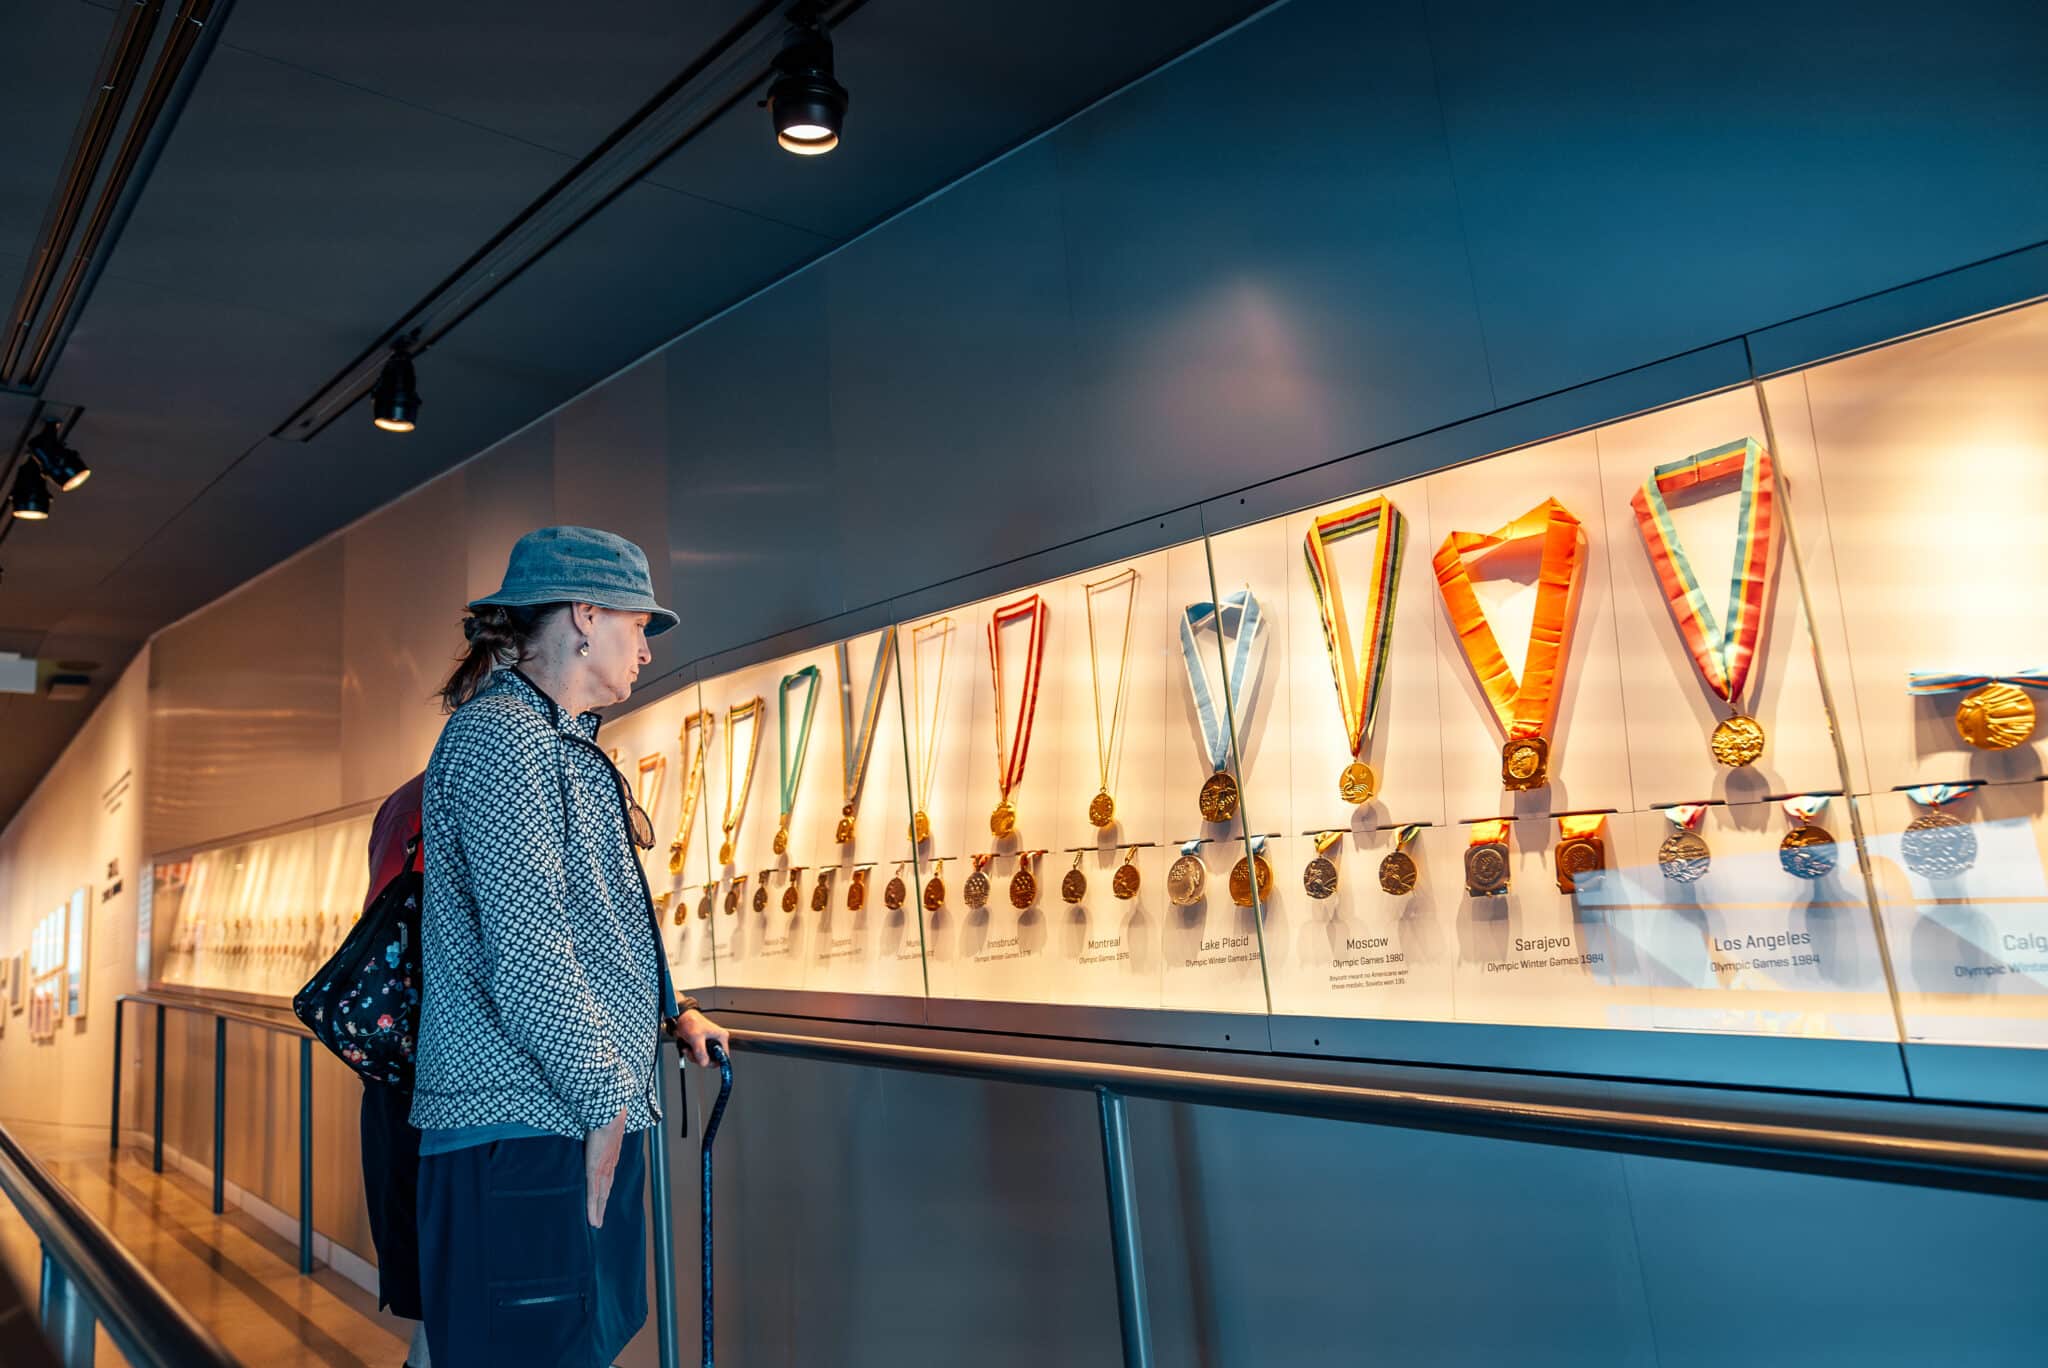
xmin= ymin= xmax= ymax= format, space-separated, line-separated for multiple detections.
xmin=664 ymin=1008 xmax=731 ymax=1067
xmin=584 ymin=1105 xmax=627 ymax=1227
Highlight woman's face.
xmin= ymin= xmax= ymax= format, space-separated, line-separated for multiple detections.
xmin=580 ymin=605 xmax=654 ymax=706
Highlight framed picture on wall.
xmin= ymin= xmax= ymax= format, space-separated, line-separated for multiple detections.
xmin=7 ymin=952 xmax=21 ymax=1013
xmin=65 ymin=887 xmax=89 ymax=1020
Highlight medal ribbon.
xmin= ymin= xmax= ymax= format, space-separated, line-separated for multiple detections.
xmin=1395 ymin=823 xmax=1424 ymax=849
xmin=1248 ymin=835 xmax=1268 ymax=857
xmin=988 ymin=594 xmax=1049 ymax=802
xmin=777 ymin=667 xmax=821 ymax=822
xmin=1630 ymin=437 xmax=1777 ymax=707
xmin=1558 ymin=813 xmax=1605 ymax=841
xmin=1782 ymin=794 xmax=1831 ymax=825
xmin=670 ymin=711 xmax=712 ymax=859
xmin=1304 ymin=496 xmax=1405 ymax=758
xmin=1433 ymin=499 xmax=1587 ymax=741
xmin=720 ymin=699 xmax=763 ymax=848
xmin=1085 ymin=568 xmax=1140 ymax=795
xmin=1179 ymin=590 xmax=1267 ymax=774
xmin=1905 ymin=670 xmax=2048 ymax=694
xmin=1904 ymin=783 xmax=1975 ymax=808
xmin=1180 ymin=839 xmax=1204 ymax=859
xmin=1469 ymin=819 xmax=1509 ymax=848
xmin=1660 ymin=803 xmax=1708 ymax=832
xmin=908 ymin=617 xmax=951 ymax=817
xmin=834 ymin=634 xmax=897 ymax=813
xmin=1313 ymin=831 xmax=1343 ymax=857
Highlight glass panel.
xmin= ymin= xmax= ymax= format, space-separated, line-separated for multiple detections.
xmin=1762 ymin=299 xmax=2048 ymax=1055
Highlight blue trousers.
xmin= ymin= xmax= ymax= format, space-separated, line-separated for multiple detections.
xmin=418 ymin=1134 xmax=648 ymax=1367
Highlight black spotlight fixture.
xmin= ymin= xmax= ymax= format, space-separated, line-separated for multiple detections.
xmin=27 ymin=420 xmax=89 ymax=492
xmin=8 ymin=463 xmax=52 ymax=521
xmin=371 ymin=346 xmax=421 ymax=433
xmin=765 ymin=15 xmax=847 ymax=156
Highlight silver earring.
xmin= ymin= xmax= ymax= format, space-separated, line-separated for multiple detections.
xmin=577 ymin=639 xmax=591 ymax=657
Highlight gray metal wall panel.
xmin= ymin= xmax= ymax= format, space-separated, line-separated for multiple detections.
xmin=1426 ymin=0 xmax=2048 ymax=406
xmin=461 ymin=423 xmax=557 ymax=605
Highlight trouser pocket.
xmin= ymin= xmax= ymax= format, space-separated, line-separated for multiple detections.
xmin=486 ymin=1277 xmax=590 ymax=1363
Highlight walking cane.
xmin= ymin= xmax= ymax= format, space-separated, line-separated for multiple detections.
xmin=699 ymin=1042 xmax=733 ymax=1368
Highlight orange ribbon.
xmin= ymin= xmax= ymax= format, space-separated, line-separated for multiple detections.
xmin=1557 ymin=813 xmax=1605 ymax=842
xmin=1433 ymin=499 xmax=1588 ymax=742
xmin=1469 ymin=819 xmax=1510 ymax=848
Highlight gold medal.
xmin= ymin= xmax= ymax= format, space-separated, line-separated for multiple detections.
xmin=1711 ymin=715 xmax=1766 ymax=767
xmin=1656 ymin=830 xmax=1711 ymax=884
xmin=964 ymin=856 xmax=992 ymax=910
xmin=990 ymin=800 xmax=1017 ymax=838
xmin=1378 ymin=849 xmax=1418 ymax=894
xmin=1088 ymin=790 xmax=1116 ymax=828
xmin=1554 ymin=835 xmax=1606 ymax=894
xmin=1112 ymin=849 xmax=1142 ymax=900
xmin=912 ymin=809 xmax=932 ymax=845
xmin=922 ymin=860 xmax=947 ymax=912
xmin=847 ymin=868 xmax=868 ymax=911
xmin=1902 ymin=810 xmax=1977 ymax=879
xmin=836 ymin=805 xmax=856 ymax=844
xmin=668 ymin=841 xmax=687 ymax=878
xmin=883 ymin=866 xmax=908 ymax=912
xmin=1339 ymin=761 xmax=1377 ymax=806
xmin=718 ymin=839 xmax=734 ymax=866
xmin=1501 ymin=736 xmax=1548 ymax=791
xmin=1303 ymin=856 xmax=1338 ymax=900
xmin=1956 ymin=683 xmax=2035 ymax=751
xmin=1228 ymin=854 xmax=1272 ymax=908
xmin=811 ymin=870 xmax=832 ymax=913
xmin=1060 ymin=855 xmax=1088 ymax=905
xmin=772 ymin=821 xmax=790 ymax=856
xmin=1198 ymin=771 xmax=1240 ymax=823
xmin=1778 ymin=825 xmax=1837 ymax=880
xmin=1167 ymin=854 xmax=1206 ymax=906
xmin=1009 ymin=854 xmax=1039 ymax=910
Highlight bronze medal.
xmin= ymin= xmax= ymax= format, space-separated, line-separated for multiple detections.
xmin=752 ymin=880 xmax=770 ymax=914
xmin=811 ymin=873 xmax=832 ymax=913
xmin=1112 ymin=859 xmax=1141 ymax=900
xmin=912 ymin=809 xmax=932 ymax=844
xmin=922 ymin=872 xmax=946 ymax=912
xmin=1061 ymin=867 xmax=1088 ymax=904
xmin=1710 ymin=715 xmax=1766 ymax=768
xmin=884 ymin=873 xmax=908 ymax=911
xmin=1228 ymin=854 xmax=1273 ymax=908
xmin=724 ymin=883 xmax=741 ymax=916
xmin=1464 ymin=842 xmax=1510 ymax=896
xmin=1198 ymin=770 xmax=1240 ymax=823
xmin=1902 ymin=810 xmax=1977 ymax=879
xmin=990 ymin=801 xmax=1018 ymax=838
xmin=1009 ymin=866 xmax=1038 ymax=910
xmin=1339 ymin=761 xmax=1377 ymax=806
xmin=698 ymin=887 xmax=715 ymax=921
xmin=1956 ymin=683 xmax=2035 ymax=751
xmin=1554 ymin=835 xmax=1606 ymax=894
xmin=1378 ymin=849 xmax=1418 ymax=895
xmin=1501 ymin=736 xmax=1549 ymax=791
xmin=1088 ymin=790 xmax=1116 ymax=828
xmin=772 ymin=822 xmax=790 ymax=856
xmin=1303 ymin=856 xmax=1339 ymax=900
xmin=847 ymin=869 xmax=868 ymax=911
xmin=1779 ymin=825 xmax=1838 ymax=880
xmin=1656 ymin=830 xmax=1711 ymax=884
xmin=1167 ymin=854 xmax=1205 ymax=906
xmin=781 ymin=880 xmax=800 ymax=914
xmin=718 ymin=839 xmax=734 ymax=866
xmin=836 ymin=805 xmax=856 ymax=844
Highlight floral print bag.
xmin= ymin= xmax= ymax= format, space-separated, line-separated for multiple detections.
xmin=293 ymin=837 xmax=423 ymax=1091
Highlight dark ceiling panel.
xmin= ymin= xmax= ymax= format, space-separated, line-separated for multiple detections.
xmin=217 ymin=0 xmax=766 ymax=161
xmin=0 ymin=0 xmax=110 ymax=260
xmin=647 ymin=0 xmax=1269 ymax=240
xmin=90 ymin=42 xmax=579 ymax=334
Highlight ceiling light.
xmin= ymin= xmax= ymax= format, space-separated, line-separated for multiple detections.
xmin=371 ymin=349 xmax=420 ymax=433
xmin=27 ymin=421 xmax=89 ymax=492
xmin=8 ymin=464 xmax=52 ymax=520
xmin=765 ymin=20 xmax=847 ymax=156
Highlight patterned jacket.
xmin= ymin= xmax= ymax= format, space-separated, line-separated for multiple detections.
xmin=410 ymin=668 xmax=687 ymax=1136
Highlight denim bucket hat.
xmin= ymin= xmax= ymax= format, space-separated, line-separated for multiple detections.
xmin=470 ymin=526 xmax=679 ymax=635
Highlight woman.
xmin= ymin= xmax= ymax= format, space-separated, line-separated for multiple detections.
xmin=410 ymin=526 xmax=729 ymax=1366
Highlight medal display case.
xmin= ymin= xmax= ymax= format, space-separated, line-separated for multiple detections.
xmin=148 ymin=809 xmax=374 ymax=1006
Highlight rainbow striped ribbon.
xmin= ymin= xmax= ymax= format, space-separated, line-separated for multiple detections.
xmin=988 ymin=594 xmax=1049 ymax=800
xmin=1631 ymin=437 xmax=1777 ymax=708
xmin=1782 ymin=794 xmax=1831 ymax=824
xmin=1904 ymin=783 xmax=1975 ymax=808
xmin=1906 ymin=670 xmax=2048 ymax=695
xmin=1660 ymin=803 xmax=1709 ymax=831
xmin=1303 ymin=496 xmax=1405 ymax=759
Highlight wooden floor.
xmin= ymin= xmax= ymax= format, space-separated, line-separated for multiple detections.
xmin=0 ymin=1118 xmax=412 ymax=1368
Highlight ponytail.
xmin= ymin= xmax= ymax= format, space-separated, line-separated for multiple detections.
xmin=438 ymin=603 xmax=562 ymax=711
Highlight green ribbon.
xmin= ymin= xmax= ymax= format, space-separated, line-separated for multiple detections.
xmin=778 ymin=666 xmax=821 ymax=820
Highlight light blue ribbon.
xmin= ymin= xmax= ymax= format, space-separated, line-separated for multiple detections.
xmin=1180 ymin=591 xmax=1266 ymax=775
xmin=1180 ymin=839 xmax=1204 ymax=858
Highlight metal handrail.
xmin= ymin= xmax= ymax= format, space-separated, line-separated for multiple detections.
xmin=733 ymin=1029 xmax=2048 ymax=1199
xmin=0 ymin=1120 xmax=238 ymax=1368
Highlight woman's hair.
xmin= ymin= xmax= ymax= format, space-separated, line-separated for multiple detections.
xmin=438 ymin=603 xmax=566 ymax=711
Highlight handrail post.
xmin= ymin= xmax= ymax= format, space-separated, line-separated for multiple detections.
xmin=298 ymin=1036 xmax=314 ymax=1274
xmin=151 ymin=1004 xmax=165 ymax=1174
xmin=39 ymin=1245 xmax=96 ymax=1367
xmin=647 ymin=1078 xmax=680 ymax=1368
xmin=212 ymin=1016 xmax=227 ymax=1214
xmin=1095 ymin=1087 xmax=1154 ymax=1368
xmin=108 ymin=999 xmax=123 ymax=1152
